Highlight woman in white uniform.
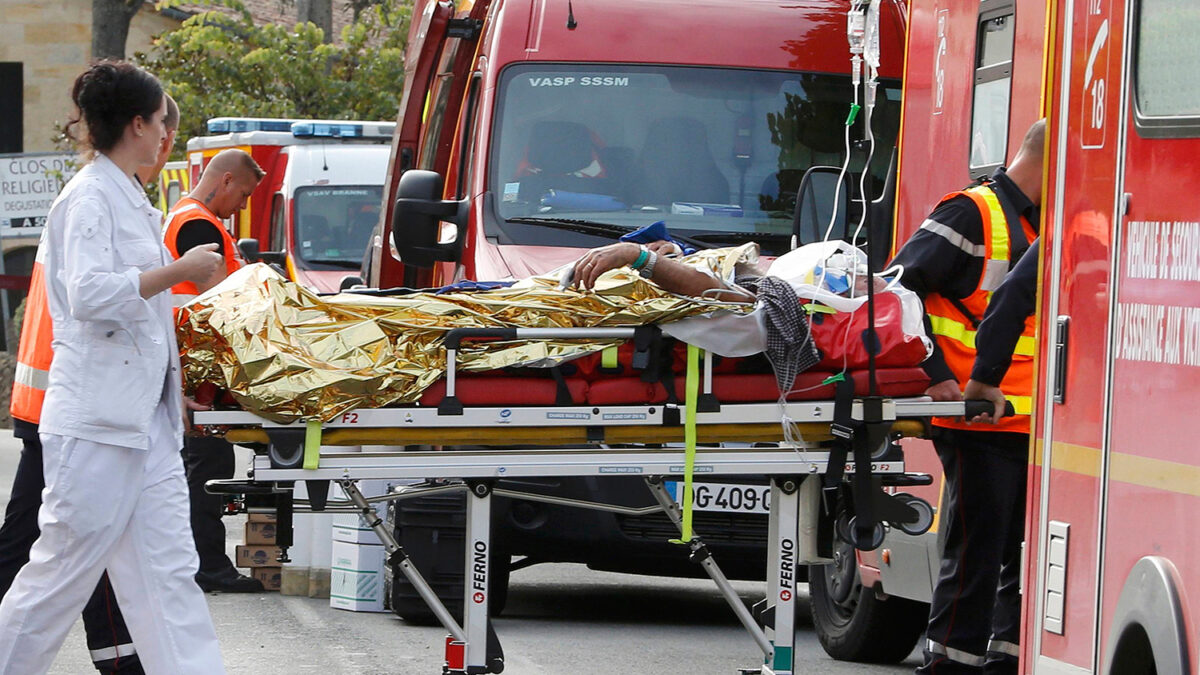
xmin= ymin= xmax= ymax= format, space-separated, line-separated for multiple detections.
xmin=0 ymin=62 xmax=226 ymax=674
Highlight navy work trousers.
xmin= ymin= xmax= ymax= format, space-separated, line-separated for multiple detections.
xmin=917 ymin=427 xmax=1028 ymax=675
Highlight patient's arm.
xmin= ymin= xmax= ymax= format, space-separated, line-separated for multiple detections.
xmin=571 ymin=242 xmax=750 ymax=300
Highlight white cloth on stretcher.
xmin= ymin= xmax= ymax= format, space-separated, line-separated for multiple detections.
xmin=663 ymin=240 xmax=933 ymax=360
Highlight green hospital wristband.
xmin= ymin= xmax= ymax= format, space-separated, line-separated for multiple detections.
xmin=631 ymin=248 xmax=649 ymax=270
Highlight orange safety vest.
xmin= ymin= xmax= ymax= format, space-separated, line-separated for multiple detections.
xmin=162 ymin=197 xmax=243 ymax=306
xmin=10 ymin=243 xmax=52 ymax=425
xmin=925 ymin=184 xmax=1038 ymax=434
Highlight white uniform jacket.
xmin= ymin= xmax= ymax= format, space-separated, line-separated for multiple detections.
xmin=38 ymin=154 xmax=185 ymax=450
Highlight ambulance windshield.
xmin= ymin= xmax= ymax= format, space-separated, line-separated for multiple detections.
xmin=292 ymin=185 xmax=383 ymax=268
xmin=489 ymin=65 xmax=900 ymax=256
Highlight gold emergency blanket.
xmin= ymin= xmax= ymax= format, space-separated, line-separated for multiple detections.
xmin=178 ymin=245 xmax=758 ymax=423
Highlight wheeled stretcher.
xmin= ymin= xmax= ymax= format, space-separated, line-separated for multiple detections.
xmin=197 ymin=326 xmax=978 ymax=675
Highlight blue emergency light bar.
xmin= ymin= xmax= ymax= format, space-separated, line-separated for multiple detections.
xmin=290 ymin=121 xmax=396 ymax=139
xmin=206 ymin=118 xmax=297 ymax=133
xmin=205 ymin=117 xmax=396 ymax=139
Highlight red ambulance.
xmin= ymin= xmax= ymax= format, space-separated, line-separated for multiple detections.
xmin=186 ymin=117 xmax=394 ymax=292
xmin=827 ymin=1 xmax=1200 ymax=672
xmin=366 ymin=0 xmax=910 ymax=635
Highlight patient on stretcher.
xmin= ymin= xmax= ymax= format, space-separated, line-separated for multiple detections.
xmin=178 ymin=239 xmax=930 ymax=422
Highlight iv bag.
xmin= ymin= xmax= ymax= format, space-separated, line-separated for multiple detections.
xmin=864 ymin=0 xmax=881 ymax=69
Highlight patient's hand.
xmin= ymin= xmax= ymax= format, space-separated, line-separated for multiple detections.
xmin=646 ymin=240 xmax=682 ymax=256
xmin=572 ymin=242 xmax=641 ymax=290
xmin=853 ymin=274 xmax=888 ymax=295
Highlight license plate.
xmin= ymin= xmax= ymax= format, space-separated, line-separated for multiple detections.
xmin=667 ymin=481 xmax=771 ymax=514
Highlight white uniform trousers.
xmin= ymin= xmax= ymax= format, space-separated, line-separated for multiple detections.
xmin=0 ymin=400 xmax=225 ymax=674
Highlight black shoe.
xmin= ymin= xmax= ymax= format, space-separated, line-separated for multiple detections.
xmin=195 ymin=568 xmax=265 ymax=593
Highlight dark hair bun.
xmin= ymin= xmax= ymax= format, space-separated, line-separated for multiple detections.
xmin=67 ymin=60 xmax=162 ymax=154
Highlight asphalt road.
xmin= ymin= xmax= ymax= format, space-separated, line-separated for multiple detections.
xmin=0 ymin=431 xmax=921 ymax=674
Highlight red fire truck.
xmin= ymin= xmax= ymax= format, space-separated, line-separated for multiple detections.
xmin=1024 ymin=0 xmax=1198 ymax=671
xmin=819 ymin=0 xmax=1199 ymax=672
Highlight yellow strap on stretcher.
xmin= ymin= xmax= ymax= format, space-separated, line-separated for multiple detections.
xmin=671 ymin=343 xmax=700 ymax=545
xmin=601 ymin=346 xmax=619 ymax=369
xmin=304 ymin=420 xmax=322 ymax=470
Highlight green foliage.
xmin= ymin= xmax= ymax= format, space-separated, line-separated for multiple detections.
xmin=137 ymin=0 xmax=410 ymax=157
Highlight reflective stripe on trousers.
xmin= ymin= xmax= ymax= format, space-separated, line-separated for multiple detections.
xmin=986 ymin=638 xmax=1020 ymax=658
xmin=927 ymin=639 xmax=986 ymax=667
xmin=91 ymin=641 xmax=137 ymax=663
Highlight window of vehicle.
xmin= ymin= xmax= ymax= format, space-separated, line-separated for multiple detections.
xmin=418 ymin=44 xmax=463 ymax=173
xmin=1133 ymin=0 xmax=1200 ymax=137
xmin=455 ymin=72 xmax=482 ymax=200
xmin=292 ymin=185 xmax=383 ymax=269
xmin=269 ymin=192 xmax=285 ymax=252
xmin=489 ymin=64 xmax=901 ymax=256
xmin=0 ymin=63 xmax=20 ymax=153
xmin=969 ymin=0 xmax=1015 ymax=172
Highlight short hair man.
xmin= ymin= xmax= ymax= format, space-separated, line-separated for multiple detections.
xmin=891 ymin=119 xmax=1046 ymax=675
xmin=162 ymin=148 xmax=267 ymax=593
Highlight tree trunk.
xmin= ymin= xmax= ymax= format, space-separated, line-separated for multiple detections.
xmin=297 ymin=0 xmax=334 ymax=43
xmin=91 ymin=0 xmax=146 ymax=60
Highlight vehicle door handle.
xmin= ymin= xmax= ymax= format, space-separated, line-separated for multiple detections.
xmin=1053 ymin=315 xmax=1069 ymax=404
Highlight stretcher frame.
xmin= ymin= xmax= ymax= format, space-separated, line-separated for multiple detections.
xmin=196 ymin=327 xmax=960 ymax=674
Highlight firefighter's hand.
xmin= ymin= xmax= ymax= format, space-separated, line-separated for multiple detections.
xmin=925 ymin=378 xmax=963 ymax=402
xmin=572 ymin=243 xmax=641 ymax=290
xmin=963 ymin=379 xmax=1006 ymax=424
xmin=178 ymin=243 xmax=223 ymax=285
xmin=183 ymin=395 xmax=211 ymax=433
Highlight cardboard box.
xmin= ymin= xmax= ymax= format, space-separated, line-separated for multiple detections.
xmin=248 ymin=511 xmax=277 ymax=523
xmin=245 ymin=520 xmax=277 ymax=545
xmin=329 ymin=540 xmax=388 ymax=612
xmin=251 ymin=566 xmax=281 ymax=591
xmin=235 ymin=544 xmax=282 ymax=568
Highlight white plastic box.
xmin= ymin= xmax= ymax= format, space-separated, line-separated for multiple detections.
xmin=329 ymin=540 xmax=388 ymax=612
xmin=331 ymin=479 xmax=393 ymax=544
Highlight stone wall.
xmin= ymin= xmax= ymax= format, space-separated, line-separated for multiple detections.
xmin=1 ymin=1 xmax=180 ymax=153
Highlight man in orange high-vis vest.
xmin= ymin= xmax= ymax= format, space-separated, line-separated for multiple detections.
xmin=163 ymin=149 xmax=266 ymax=593
xmin=0 ymin=95 xmax=180 ymax=675
xmin=163 ymin=149 xmax=263 ymax=305
xmin=891 ymin=120 xmax=1045 ymax=675
xmin=964 ymin=237 xmax=1042 ymax=424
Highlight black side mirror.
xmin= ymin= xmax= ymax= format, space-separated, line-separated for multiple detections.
xmin=391 ymin=169 xmax=468 ymax=269
xmin=793 ymin=166 xmax=851 ymax=248
xmin=237 ymin=238 xmax=286 ymax=266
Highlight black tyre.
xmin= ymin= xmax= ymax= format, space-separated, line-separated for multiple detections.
xmin=809 ymin=539 xmax=928 ymax=663
xmin=388 ymin=492 xmax=510 ymax=625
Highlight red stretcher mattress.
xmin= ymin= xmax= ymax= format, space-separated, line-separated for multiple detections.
xmin=418 ymin=368 xmax=930 ymax=408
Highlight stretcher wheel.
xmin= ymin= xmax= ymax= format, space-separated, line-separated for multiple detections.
xmin=836 ymin=513 xmax=885 ymax=551
xmin=892 ymin=494 xmax=934 ymax=536
xmin=269 ymin=442 xmax=304 ymax=470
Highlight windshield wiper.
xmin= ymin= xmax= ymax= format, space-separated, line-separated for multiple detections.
xmin=507 ymin=217 xmax=714 ymax=251
xmin=687 ymin=231 xmax=788 ymax=245
xmin=506 ymin=217 xmax=634 ymax=238
xmin=304 ymin=259 xmax=362 ymax=269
